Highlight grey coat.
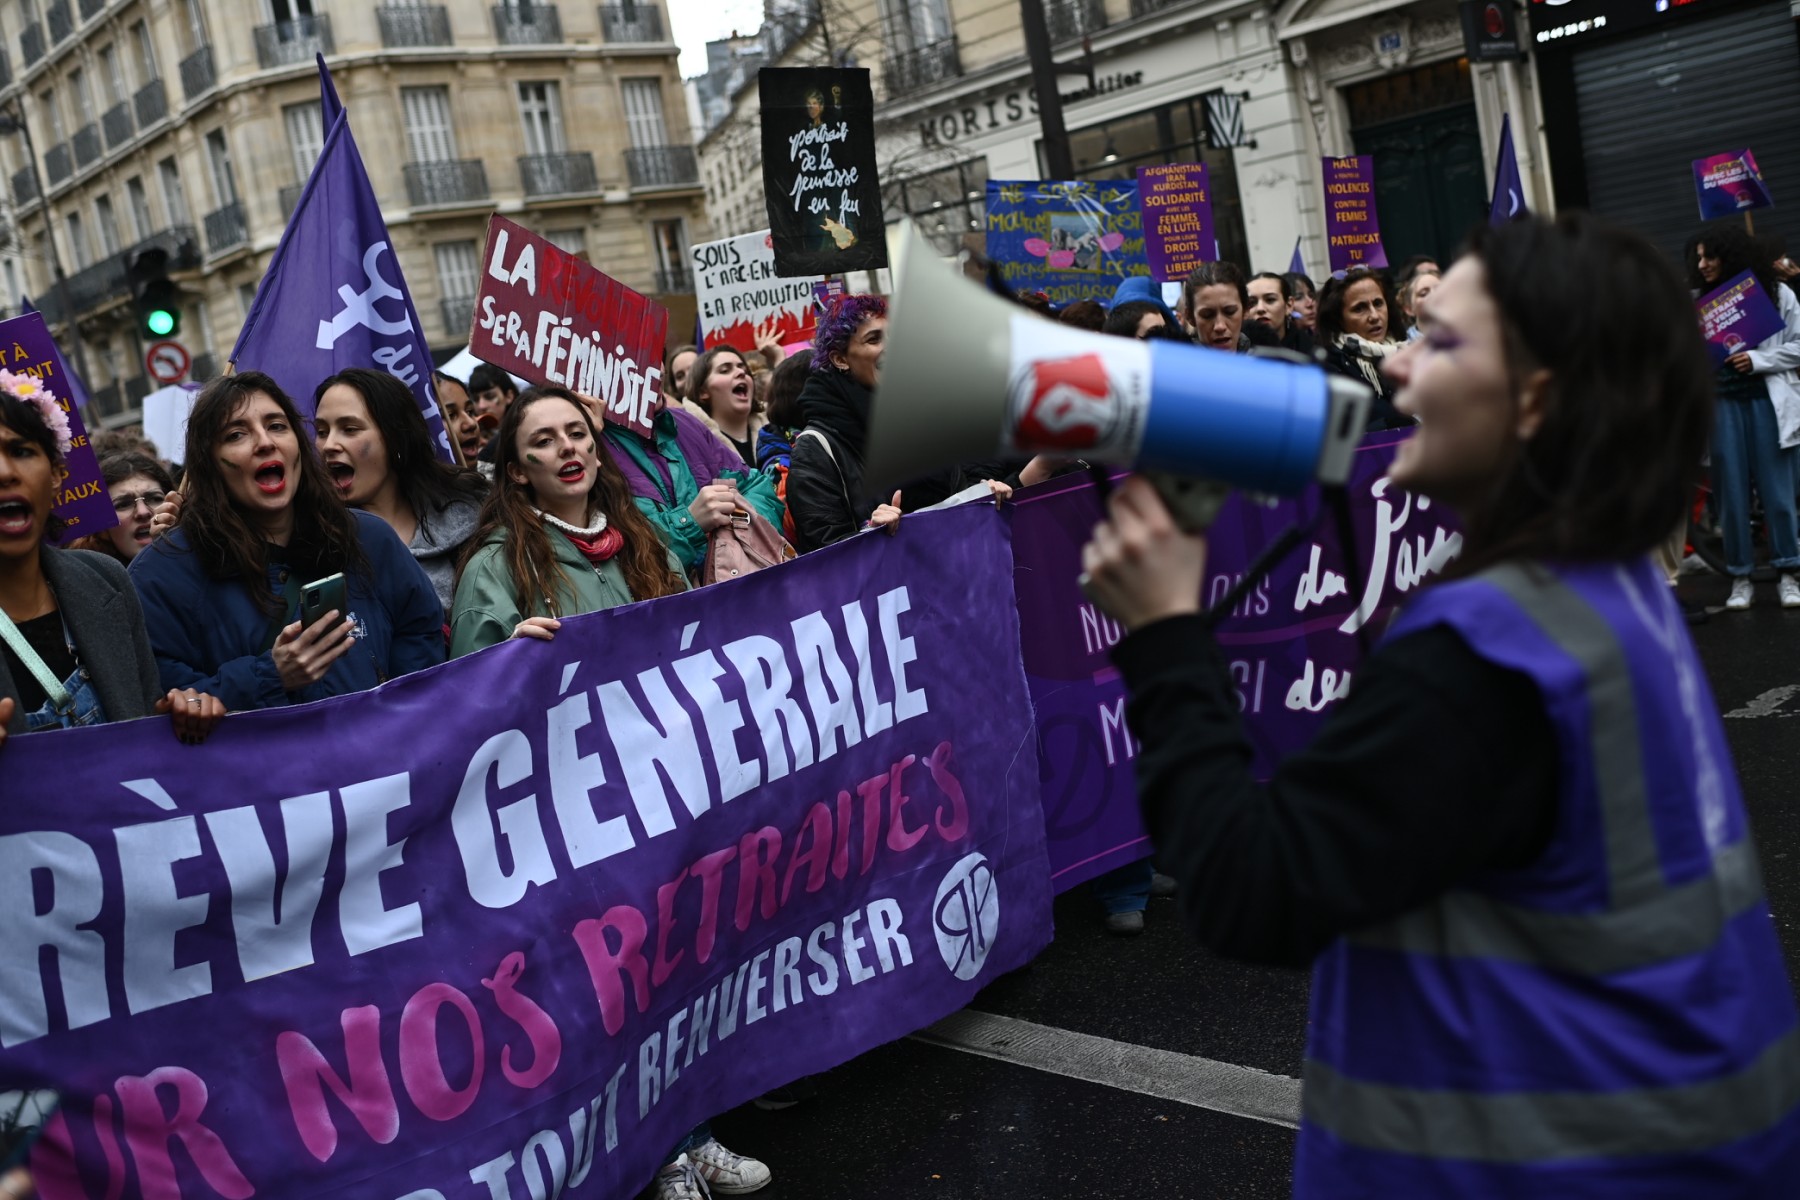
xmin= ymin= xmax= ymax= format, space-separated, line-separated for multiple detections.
xmin=2 ymin=546 xmax=164 ymax=736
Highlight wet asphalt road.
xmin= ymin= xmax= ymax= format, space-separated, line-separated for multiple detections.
xmin=706 ymin=571 xmax=1800 ymax=1200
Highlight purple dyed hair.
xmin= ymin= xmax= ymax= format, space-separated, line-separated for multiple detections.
xmin=811 ymin=294 xmax=889 ymax=371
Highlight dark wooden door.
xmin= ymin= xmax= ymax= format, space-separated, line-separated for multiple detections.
xmin=1353 ymin=103 xmax=1488 ymax=267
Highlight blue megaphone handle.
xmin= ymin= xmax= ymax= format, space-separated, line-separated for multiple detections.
xmin=1137 ymin=342 xmax=1333 ymax=496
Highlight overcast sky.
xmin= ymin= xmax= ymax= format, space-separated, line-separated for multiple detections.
xmin=668 ymin=0 xmax=767 ymax=77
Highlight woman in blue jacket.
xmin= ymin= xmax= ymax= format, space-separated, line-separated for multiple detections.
xmin=130 ymin=372 xmax=444 ymax=710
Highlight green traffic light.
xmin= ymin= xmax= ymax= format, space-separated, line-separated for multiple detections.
xmin=147 ymin=309 xmax=176 ymax=337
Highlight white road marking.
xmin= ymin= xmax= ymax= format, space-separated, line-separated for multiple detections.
xmin=912 ymin=1009 xmax=1302 ymax=1130
xmin=1725 ymin=685 xmax=1800 ymax=719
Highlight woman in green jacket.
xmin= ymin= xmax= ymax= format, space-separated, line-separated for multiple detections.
xmin=450 ymin=386 xmax=687 ymax=657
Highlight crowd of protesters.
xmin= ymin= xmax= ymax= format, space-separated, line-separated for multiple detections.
xmin=6 ymin=209 xmax=1800 ymax=1198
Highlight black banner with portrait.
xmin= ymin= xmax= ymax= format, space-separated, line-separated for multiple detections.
xmin=759 ymin=67 xmax=888 ymax=276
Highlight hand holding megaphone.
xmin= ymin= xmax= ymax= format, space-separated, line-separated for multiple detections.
xmin=1080 ymin=475 xmax=1209 ymax=630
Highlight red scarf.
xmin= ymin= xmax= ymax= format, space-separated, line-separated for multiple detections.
xmin=560 ymin=526 xmax=624 ymax=564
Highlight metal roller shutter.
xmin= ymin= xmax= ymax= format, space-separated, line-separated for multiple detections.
xmin=1573 ymin=3 xmax=1800 ymax=260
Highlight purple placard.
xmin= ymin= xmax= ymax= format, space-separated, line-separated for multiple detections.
xmin=2 ymin=310 xmax=116 ymax=546
xmin=1697 ymin=269 xmax=1786 ymax=363
xmin=1694 ymin=149 xmax=1774 ymax=220
xmin=0 ymin=505 xmax=1053 ymax=1199
xmin=1011 ymin=432 xmax=1459 ymax=892
xmin=812 ymin=277 xmax=846 ymax=312
xmin=1322 ymin=156 xmax=1388 ymax=273
xmin=1135 ymin=163 xmax=1217 ymax=282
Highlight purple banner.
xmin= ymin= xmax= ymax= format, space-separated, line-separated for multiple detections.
xmin=1694 ymin=149 xmax=1774 ymax=220
xmin=1136 ymin=163 xmax=1217 ymax=282
xmin=1322 ymin=156 xmax=1388 ymax=273
xmin=1697 ymin=270 xmax=1785 ymax=364
xmin=3 ymin=310 xmax=116 ymax=546
xmin=1012 ymin=433 xmax=1460 ymax=892
xmin=0 ymin=505 xmax=1052 ymax=1198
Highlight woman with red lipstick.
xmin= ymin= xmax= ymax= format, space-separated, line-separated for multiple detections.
xmin=450 ymin=386 xmax=687 ymax=657
xmin=69 ymin=452 xmax=176 ymax=564
xmin=313 ymin=368 xmax=487 ymax=615
xmin=0 ymin=382 xmax=223 ymax=747
xmin=129 ymin=372 xmax=445 ymax=710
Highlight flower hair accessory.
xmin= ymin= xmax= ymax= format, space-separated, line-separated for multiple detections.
xmin=0 ymin=369 xmax=71 ymax=457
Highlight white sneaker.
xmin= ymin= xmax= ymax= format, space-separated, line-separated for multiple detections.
xmin=1781 ymin=575 xmax=1800 ymax=608
xmin=685 ymin=1138 xmax=771 ymax=1195
xmin=1727 ymin=578 xmax=1754 ymax=610
xmin=647 ymin=1155 xmax=710 ymax=1200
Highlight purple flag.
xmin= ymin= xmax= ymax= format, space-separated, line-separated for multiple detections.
xmin=1322 ymin=156 xmax=1387 ymax=273
xmin=1288 ymin=238 xmax=1306 ymax=277
xmin=1488 ymin=114 xmax=1528 ymax=227
xmin=1011 ymin=432 xmax=1460 ymax=891
xmin=233 ymin=58 xmax=448 ymax=459
xmin=1697 ymin=269 xmax=1785 ymax=364
xmin=1135 ymin=162 xmax=1217 ymax=282
xmin=0 ymin=505 xmax=1052 ymax=1198
xmin=3 ymin=310 xmax=115 ymax=545
xmin=1694 ymin=149 xmax=1774 ymax=220
xmin=317 ymin=51 xmax=343 ymax=130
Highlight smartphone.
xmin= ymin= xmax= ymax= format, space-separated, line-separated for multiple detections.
xmin=300 ymin=573 xmax=348 ymax=631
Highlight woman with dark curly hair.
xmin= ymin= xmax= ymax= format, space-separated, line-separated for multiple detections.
xmin=0 ymin=377 xmax=223 ymax=746
xmin=1318 ymin=266 xmax=1410 ymax=430
xmin=129 ymin=371 xmax=444 ymax=710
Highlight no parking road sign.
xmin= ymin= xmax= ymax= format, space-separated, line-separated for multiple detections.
xmin=145 ymin=339 xmax=191 ymax=384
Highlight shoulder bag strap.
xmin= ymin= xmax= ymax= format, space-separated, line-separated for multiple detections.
xmin=797 ymin=428 xmax=855 ymax=517
xmin=0 ymin=606 xmax=73 ymax=712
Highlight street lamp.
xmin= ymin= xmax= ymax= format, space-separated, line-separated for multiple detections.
xmin=0 ymin=98 xmax=96 ymax=423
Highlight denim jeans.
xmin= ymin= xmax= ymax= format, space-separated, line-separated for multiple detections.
xmin=1091 ymin=856 xmax=1153 ymax=915
xmin=663 ymin=1121 xmax=711 ymax=1166
xmin=23 ymin=663 xmax=106 ymax=732
xmin=1713 ymin=394 xmax=1800 ymax=576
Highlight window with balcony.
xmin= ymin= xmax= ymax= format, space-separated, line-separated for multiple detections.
xmin=402 ymin=86 xmax=487 ymax=207
xmin=65 ymin=211 xmax=89 ymax=270
xmin=40 ymin=87 xmax=63 ymax=144
xmin=206 ymin=129 xmax=237 ymax=206
xmin=126 ymin=175 xmax=152 ymax=240
xmin=545 ymin=228 xmax=585 ymax=257
xmin=158 ymin=156 xmax=190 ymax=225
xmin=879 ymin=0 xmax=959 ymax=92
xmin=621 ymin=78 xmax=696 ymax=189
xmin=3 ymin=261 xmax=19 ymax=313
xmin=621 ymin=79 xmax=668 ymax=148
xmin=284 ymin=101 xmax=323 ymax=181
xmin=258 ymin=0 xmax=332 ymax=69
xmin=379 ymin=2 xmax=452 ymax=48
xmin=493 ymin=0 xmax=560 ymax=45
xmin=517 ymin=82 xmax=566 ymax=155
xmin=434 ymin=240 xmax=479 ymax=338
xmin=131 ymin=19 xmax=156 ymax=80
xmin=94 ymin=194 xmax=120 ymax=256
xmin=650 ymin=219 xmax=689 ymax=293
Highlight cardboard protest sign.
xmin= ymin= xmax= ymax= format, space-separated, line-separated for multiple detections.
xmin=1694 ymin=149 xmax=1774 ymax=221
xmin=473 ymin=214 xmax=668 ymax=437
xmin=1012 ymin=431 xmax=1457 ymax=891
xmin=760 ymin=68 xmax=887 ymax=276
xmin=0 ymin=311 xmax=115 ymax=545
xmin=692 ymin=230 xmax=820 ymax=353
xmin=984 ymin=180 xmax=1149 ymax=305
xmin=0 ymin=504 xmax=1053 ymax=1199
xmin=1136 ymin=163 xmax=1217 ymax=282
xmin=1322 ymin=156 xmax=1388 ymax=272
xmin=1696 ymin=269 xmax=1785 ymax=363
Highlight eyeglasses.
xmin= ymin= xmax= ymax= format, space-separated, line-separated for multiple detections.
xmin=111 ymin=490 xmax=165 ymax=514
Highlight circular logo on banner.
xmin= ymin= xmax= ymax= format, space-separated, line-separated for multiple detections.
xmin=1008 ymin=353 xmax=1123 ymax=452
xmin=933 ymin=853 xmax=999 ymax=981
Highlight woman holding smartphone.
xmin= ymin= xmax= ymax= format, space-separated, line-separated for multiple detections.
xmin=0 ymin=376 xmax=224 ymax=747
xmin=130 ymin=372 xmax=444 ymax=710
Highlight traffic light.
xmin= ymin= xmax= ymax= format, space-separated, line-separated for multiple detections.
xmin=127 ymin=246 xmax=181 ymax=339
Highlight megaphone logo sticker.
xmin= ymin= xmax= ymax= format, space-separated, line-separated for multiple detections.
xmin=1005 ymin=315 xmax=1150 ymax=458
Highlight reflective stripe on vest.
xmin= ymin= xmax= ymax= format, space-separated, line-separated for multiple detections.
xmin=1311 ymin=561 xmax=1792 ymax=1161
xmin=1304 ymin=1024 xmax=1800 ymax=1163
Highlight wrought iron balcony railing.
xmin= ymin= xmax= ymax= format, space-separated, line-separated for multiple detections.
xmin=654 ymin=265 xmax=692 ymax=293
xmin=203 ymin=200 xmax=247 ymax=255
xmin=441 ymin=296 xmax=476 ymax=340
xmin=518 ymin=151 xmax=597 ymax=197
xmin=46 ymin=2 xmax=72 ymax=44
xmin=625 ymin=144 xmax=698 ymax=190
xmin=71 ymin=122 xmax=100 ymax=169
xmin=179 ymin=44 xmax=216 ymax=101
xmin=134 ymin=79 xmax=167 ymax=128
xmin=1046 ymin=0 xmax=1107 ymax=42
xmin=11 ymin=167 xmax=36 ymax=208
xmin=78 ymin=0 xmax=105 ymax=20
xmin=44 ymin=141 xmax=71 ymax=187
xmin=404 ymin=159 xmax=491 ymax=207
xmin=19 ymin=23 xmax=43 ymax=68
xmin=493 ymin=4 xmax=562 ymax=44
xmin=102 ymin=101 xmax=133 ymax=150
xmin=378 ymin=4 xmax=453 ymax=47
xmin=883 ymin=37 xmax=962 ymax=94
xmin=599 ymin=3 xmax=664 ymax=42
xmin=255 ymin=14 xmax=333 ymax=70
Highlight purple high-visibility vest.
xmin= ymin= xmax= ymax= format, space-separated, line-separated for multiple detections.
xmin=1296 ymin=557 xmax=1800 ymax=1198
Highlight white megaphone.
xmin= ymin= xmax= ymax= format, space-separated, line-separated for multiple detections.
xmin=866 ymin=223 xmax=1373 ymax=522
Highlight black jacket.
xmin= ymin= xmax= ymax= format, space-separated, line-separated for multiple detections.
xmin=1323 ymin=338 xmax=1410 ymax=431
xmin=787 ymin=367 xmax=975 ymax=552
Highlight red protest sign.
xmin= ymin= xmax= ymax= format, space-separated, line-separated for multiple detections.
xmin=472 ymin=214 xmax=668 ymax=436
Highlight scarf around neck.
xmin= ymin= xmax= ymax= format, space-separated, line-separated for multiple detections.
xmin=1332 ymin=332 xmax=1402 ymax=392
xmin=537 ymin=509 xmax=623 ymax=564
